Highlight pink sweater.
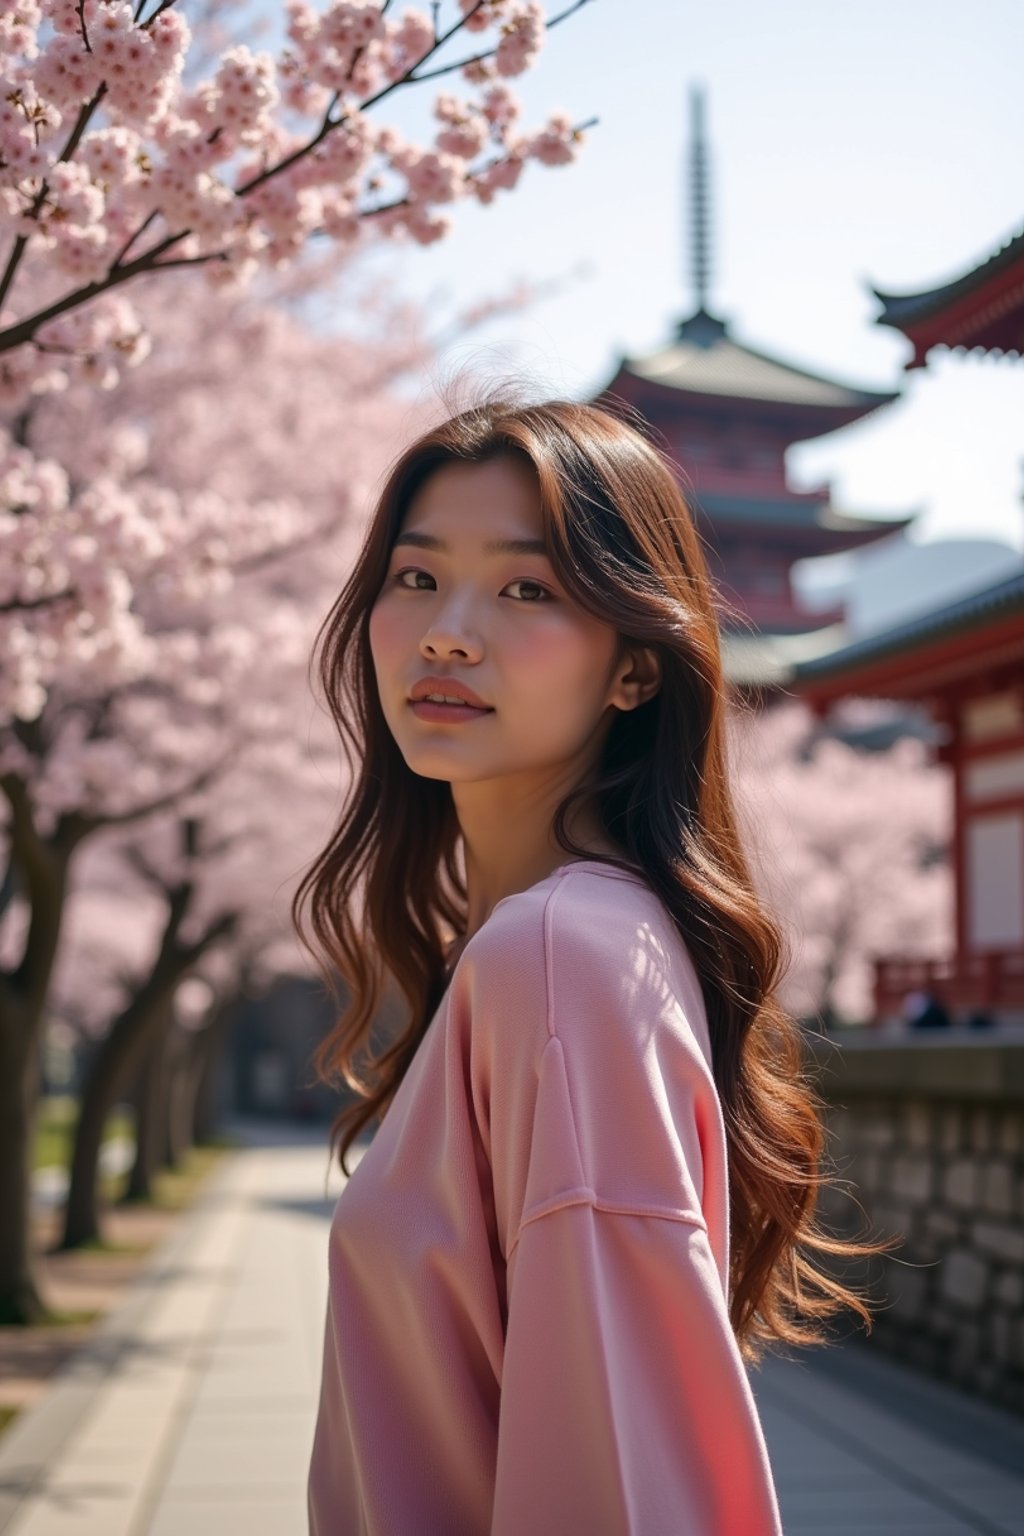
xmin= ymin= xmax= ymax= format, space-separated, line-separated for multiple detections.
xmin=308 ymin=859 xmax=783 ymax=1535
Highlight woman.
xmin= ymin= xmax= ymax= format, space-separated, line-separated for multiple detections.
xmin=298 ymin=394 xmax=888 ymax=1534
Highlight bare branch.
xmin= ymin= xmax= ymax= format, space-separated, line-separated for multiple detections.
xmin=0 ymin=588 xmax=76 ymax=616
xmin=408 ymin=0 xmax=597 ymax=85
xmin=67 ymin=748 xmax=236 ymax=836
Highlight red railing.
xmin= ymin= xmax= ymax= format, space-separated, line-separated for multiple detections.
xmin=873 ymin=949 xmax=1024 ymax=1021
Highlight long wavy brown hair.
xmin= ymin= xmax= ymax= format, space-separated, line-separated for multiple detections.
xmin=293 ymin=389 xmax=895 ymax=1365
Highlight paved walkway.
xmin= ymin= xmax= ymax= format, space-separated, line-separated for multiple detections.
xmin=0 ymin=1121 xmax=1022 ymax=1535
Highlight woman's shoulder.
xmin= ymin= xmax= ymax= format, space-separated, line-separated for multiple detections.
xmin=459 ymin=858 xmax=696 ymax=1002
xmin=454 ymin=858 xmax=713 ymax=1078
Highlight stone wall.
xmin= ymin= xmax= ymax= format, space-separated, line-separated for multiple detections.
xmin=806 ymin=1033 xmax=1024 ymax=1415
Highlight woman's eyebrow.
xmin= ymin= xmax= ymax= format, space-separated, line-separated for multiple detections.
xmin=392 ymin=531 xmax=549 ymax=557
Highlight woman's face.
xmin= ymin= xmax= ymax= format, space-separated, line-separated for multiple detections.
xmin=368 ymin=455 xmax=632 ymax=789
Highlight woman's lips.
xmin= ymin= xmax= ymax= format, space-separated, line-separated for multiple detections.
xmin=409 ymin=699 xmax=495 ymax=724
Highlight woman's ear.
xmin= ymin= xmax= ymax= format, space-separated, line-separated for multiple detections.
xmin=609 ymin=644 xmax=661 ymax=712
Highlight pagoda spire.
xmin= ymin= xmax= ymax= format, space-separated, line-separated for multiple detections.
xmin=678 ymin=84 xmax=727 ymax=345
xmin=689 ymin=83 xmax=711 ymax=313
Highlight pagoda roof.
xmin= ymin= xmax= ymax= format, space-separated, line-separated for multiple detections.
xmin=695 ymin=491 xmax=913 ymax=541
xmin=721 ymin=621 xmax=851 ymax=689
xmin=872 ymin=224 xmax=1024 ymax=368
xmin=790 ymin=565 xmax=1024 ymax=703
xmin=608 ymin=308 xmax=898 ymax=432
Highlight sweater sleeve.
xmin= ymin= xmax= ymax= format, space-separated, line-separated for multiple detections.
xmin=491 ymin=1166 xmax=782 ymax=1535
xmin=455 ymin=880 xmax=782 ymax=1536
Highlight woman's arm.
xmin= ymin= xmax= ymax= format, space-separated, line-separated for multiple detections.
xmin=492 ymin=1197 xmax=783 ymax=1536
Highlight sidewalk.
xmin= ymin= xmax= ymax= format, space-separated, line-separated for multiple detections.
xmin=0 ymin=1123 xmax=343 ymax=1536
xmin=0 ymin=1120 xmax=1022 ymax=1535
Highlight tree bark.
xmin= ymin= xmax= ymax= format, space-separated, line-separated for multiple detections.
xmin=191 ymin=991 xmax=238 ymax=1146
xmin=120 ymin=1002 xmax=173 ymax=1204
xmin=0 ymin=1006 xmax=45 ymax=1324
xmin=163 ymin=1021 xmax=193 ymax=1171
xmin=0 ymin=772 xmax=80 ymax=1324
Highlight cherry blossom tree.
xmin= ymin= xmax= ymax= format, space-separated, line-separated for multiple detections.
xmin=0 ymin=0 xmax=594 ymax=408
xmin=56 ymin=657 xmax=345 ymax=1249
xmin=0 ymin=259 xmax=442 ymax=1311
xmin=728 ymin=697 xmax=953 ymax=1029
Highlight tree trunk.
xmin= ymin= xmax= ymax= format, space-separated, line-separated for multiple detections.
xmin=0 ymin=1009 xmax=45 ymax=1324
xmin=120 ymin=1005 xmax=173 ymax=1204
xmin=0 ymin=781 xmax=78 ymax=1323
xmin=192 ymin=992 xmax=238 ymax=1145
xmin=62 ymin=970 xmax=183 ymax=1247
xmin=163 ymin=1022 xmax=192 ymax=1171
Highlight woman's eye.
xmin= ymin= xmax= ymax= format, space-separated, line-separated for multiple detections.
xmin=392 ymin=569 xmax=551 ymax=602
xmin=503 ymin=578 xmax=551 ymax=602
xmin=393 ymin=568 xmax=435 ymax=590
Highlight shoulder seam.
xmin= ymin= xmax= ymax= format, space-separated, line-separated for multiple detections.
xmin=507 ymin=1190 xmax=708 ymax=1261
xmin=541 ymin=874 xmax=564 ymax=1043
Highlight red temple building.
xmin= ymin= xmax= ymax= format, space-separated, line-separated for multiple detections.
xmin=791 ymin=221 xmax=1024 ymax=1027
xmin=872 ymin=224 xmax=1024 ymax=369
xmin=793 ymin=570 xmax=1024 ymax=1028
xmin=592 ymin=87 xmax=911 ymax=691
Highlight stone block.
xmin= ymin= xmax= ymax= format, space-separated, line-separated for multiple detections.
xmin=939 ymin=1106 xmax=962 ymax=1155
xmin=972 ymin=1221 xmax=1024 ymax=1264
xmin=970 ymin=1107 xmax=993 ymax=1153
xmin=891 ymin=1154 xmax=932 ymax=1205
xmin=855 ymin=1151 xmax=881 ymax=1193
xmin=826 ymin=1107 xmax=853 ymax=1144
xmin=874 ymin=1203 xmax=913 ymax=1241
xmin=993 ymin=1271 xmax=1023 ymax=1309
xmin=924 ymin=1211 xmax=959 ymax=1245
xmin=988 ymin=1311 xmax=1012 ymax=1364
xmin=981 ymin=1160 xmax=1014 ymax=1217
xmin=943 ymin=1158 xmax=977 ymax=1210
xmin=997 ymin=1111 xmax=1021 ymax=1157
xmin=860 ymin=1114 xmax=896 ymax=1151
xmin=902 ymin=1100 xmax=931 ymax=1151
xmin=940 ymin=1249 xmax=988 ymax=1310
xmin=889 ymin=1265 xmax=928 ymax=1321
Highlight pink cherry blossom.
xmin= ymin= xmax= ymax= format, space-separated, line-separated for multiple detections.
xmin=495 ymin=1 xmax=545 ymax=76
xmin=0 ymin=1 xmax=590 ymax=410
xmin=529 ymin=109 xmax=581 ymax=166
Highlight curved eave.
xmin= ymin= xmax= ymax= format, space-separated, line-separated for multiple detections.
xmin=595 ymin=365 xmax=898 ymax=442
xmin=790 ymin=568 xmax=1024 ymax=704
xmin=693 ymin=497 xmax=915 ymax=549
xmin=721 ymin=621 xmax=851 ymax=689
xmin=871 ymin=225 xmax=1024 ymax=369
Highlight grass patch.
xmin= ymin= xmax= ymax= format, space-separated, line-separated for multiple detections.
xmin=61 ymin=1238 xmax=150 ymax=1257
xmin=148 ymin=1146 xmax=226 ymax=1211
xmin=31 ymin=1307 xmax=102 ymax=1329
xmin=95 ymin=1143 xmax=227 ymax=1215
xmin=34 ymin=1097 xmax=134 ymax=1173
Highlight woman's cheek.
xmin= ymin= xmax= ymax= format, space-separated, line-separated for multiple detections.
xmin=368 ymin=598 xmax=404 ymax=677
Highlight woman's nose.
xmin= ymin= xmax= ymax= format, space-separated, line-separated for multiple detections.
xmin=419 ymin=595 xmax=484 ymax=661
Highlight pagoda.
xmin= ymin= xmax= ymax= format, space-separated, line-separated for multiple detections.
xmin=592 ymin=87 xmax=913 ymax=685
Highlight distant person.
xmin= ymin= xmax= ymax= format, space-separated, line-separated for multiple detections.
xmin=296 ymin=392 xmax=892 ymax=1534
xmin=904 ymin=989 xmax=952 ymax=1030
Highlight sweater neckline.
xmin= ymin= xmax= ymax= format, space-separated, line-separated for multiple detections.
xmin=491 ymin=856 xmax=649 ymax=912
xmin=443 ymin=859 xmax=650 ymax=978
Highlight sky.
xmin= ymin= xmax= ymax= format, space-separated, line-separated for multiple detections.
xmin=338 ymin=0 xmax=1024 ymax=575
